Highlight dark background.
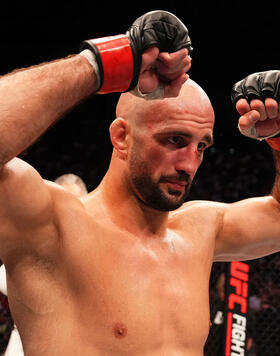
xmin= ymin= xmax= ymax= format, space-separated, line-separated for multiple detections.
xmin=0 ymin=0 xmax=279 ymax=195
xmin=0 ymin=2 xmax=280 ymax=354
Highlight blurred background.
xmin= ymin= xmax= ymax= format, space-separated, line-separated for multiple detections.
xmin=0 ymin=1 xmax=279 ymax=354
xmin=0 ymin=0 xmax=278 ymax=191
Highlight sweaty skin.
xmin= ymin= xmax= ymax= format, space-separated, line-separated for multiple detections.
xmin=1 ymin=81 xmax=215 ymax=356
xmin=2 ymin=79 xmax=280 ymax=356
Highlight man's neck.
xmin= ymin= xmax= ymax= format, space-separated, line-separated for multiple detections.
xmin=99 ymin=170 xmax=169 ymax=239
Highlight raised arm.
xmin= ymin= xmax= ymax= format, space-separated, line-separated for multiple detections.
xmin=0 ymin=55 xmax=96 ymax=166
xmin=0 ymin=10 xmax=192 ymax=261
xmin=215 ymin=71 xmax=280 ymax=261
xmin=0 ymin=10 xmax=192 ymax=167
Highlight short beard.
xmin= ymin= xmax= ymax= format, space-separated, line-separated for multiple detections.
xmin=129 ymin=148 xmax=191 ymax=212
xmin=132 ymin=175 xmax=191 ymax=211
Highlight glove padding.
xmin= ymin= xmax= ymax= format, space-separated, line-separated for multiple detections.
xmin=231 ymin=70 xmax=280 ymax=140
xmin=80 ymin=10 xmax=192 ymax=94
xmin=126 ymin=10 xmax=193 ymax=92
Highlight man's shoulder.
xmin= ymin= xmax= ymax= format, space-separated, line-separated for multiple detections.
xmin=169 ymin=199 xmax=227 ymax=230
xmin=171 ymin=199 xmax=227 ymax=215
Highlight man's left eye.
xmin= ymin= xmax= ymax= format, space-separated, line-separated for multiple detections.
xmin=198 ymin=142 xmax=206 ymax=151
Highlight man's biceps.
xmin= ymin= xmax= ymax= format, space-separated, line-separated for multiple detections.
xmin=216 ymin=203 xmax=248 ymax=248
xmin=0 ymin=159 xmax=53 ymax=226
xmin=219 ymin=197 xmax=278 ymax=245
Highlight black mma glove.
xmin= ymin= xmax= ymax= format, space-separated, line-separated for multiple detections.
xmin=231 ymin=70 xmax=280 ymax=142
xmin=80 ymin=10 xmax=193 ymax=94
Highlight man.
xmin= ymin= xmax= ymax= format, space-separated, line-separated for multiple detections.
xmin=0 ymin=174 xmax=87 ymax=356
xmin=0 ymin=9 xmax=280 ymax=356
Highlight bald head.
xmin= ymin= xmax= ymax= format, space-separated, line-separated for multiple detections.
xmin=115 ymin=79 xmax=214 ymax=130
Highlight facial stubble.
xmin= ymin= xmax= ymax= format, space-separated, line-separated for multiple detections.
xmin=129 ymin=148 xmax=191 ymax=212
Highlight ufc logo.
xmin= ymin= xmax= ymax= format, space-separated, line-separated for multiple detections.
xmin=228 ymin=261 xmax=249 ymax=314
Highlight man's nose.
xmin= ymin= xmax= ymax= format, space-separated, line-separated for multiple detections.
xmin=174 ymin=145 xmax=200 ymax=177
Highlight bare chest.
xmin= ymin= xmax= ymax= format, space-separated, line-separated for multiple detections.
xmin=59 ymin=222 xmax=214 ymax=354
xmin=9 ymin=215 xmax=215 ymax=355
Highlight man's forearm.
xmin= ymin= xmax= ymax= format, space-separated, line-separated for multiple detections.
xmin=0 ymin=54 xmax=97 ymax=166
xmin=0 ymin=11 xmax=193 ymax=168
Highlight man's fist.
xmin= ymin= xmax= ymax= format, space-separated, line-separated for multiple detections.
xmin=80 ymin=10 xmax=192 ymax=97
xmin=231 ymin=71 xmax=280 ymax=140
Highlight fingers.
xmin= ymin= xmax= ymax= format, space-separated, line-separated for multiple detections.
xmin=141 ymin=47 xmax=191 ymax=76
xmin=238 ymin=110 xmax=260 ymax=132
xmin=264 ymin=97 xmax=279 ymax=119
xmin=236 ymin=99 xmax=261 ymax=131
xmin=236 ymin=98 xmax=279 ymax=118
xmin=140 ymin=46 xmax=160 ymax=73
xmin=249 ymin=99 xmax=267 ymax=121
xmin=236 ymin=97 xmax=280 ymax=136
xmin=235 ymin=98 xmax=251 ymax=115
xmin=156 ymin=48 xmax=192 ymax=81
xmin=164 ymin=73 xmax=189 ymax=98
xmin=139 ymin=46 xmax=191 ymax=97
xmin=138 ymin=69 xmax=159 ymax=93
xmin=139 ymin=46 xmax=160 ymax=94
xmin=249 ymin=98 xmax=279 ymax=121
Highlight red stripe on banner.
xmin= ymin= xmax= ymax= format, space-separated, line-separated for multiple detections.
xmin=225 ymin=311 xmax=233 ymax=356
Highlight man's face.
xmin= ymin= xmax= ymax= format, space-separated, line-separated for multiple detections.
xmin=128 ymin=112 xmax=214 ymax=211
xmin=129 ymin=143 xmax=191 ymax=211
xmin=116 ymin=80 xmax=215 ymax=212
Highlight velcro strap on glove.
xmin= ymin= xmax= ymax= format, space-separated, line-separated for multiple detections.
xmin=81 ymin=35 xmax=134 ymax=94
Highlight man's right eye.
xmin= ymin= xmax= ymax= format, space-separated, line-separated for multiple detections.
xmin=167 ymin=136 xmax=185 ymax=146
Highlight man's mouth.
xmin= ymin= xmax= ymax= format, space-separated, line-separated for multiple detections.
xmin=164 ymin=179 xmax=187 ymax=192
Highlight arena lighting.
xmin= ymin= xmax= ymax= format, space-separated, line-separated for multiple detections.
xmin=224 ymin=261 xmax=250 ymax=356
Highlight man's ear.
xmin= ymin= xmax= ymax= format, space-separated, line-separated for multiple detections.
xmin=109 ymin=117 xmax=130 ymax=159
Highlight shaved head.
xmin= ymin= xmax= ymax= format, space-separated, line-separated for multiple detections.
xmin=115 ymin=79 xmax=214 ymax=132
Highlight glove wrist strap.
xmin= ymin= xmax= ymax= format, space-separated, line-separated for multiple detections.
xmin=80 ymin=35 xmax=134 ymax=94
